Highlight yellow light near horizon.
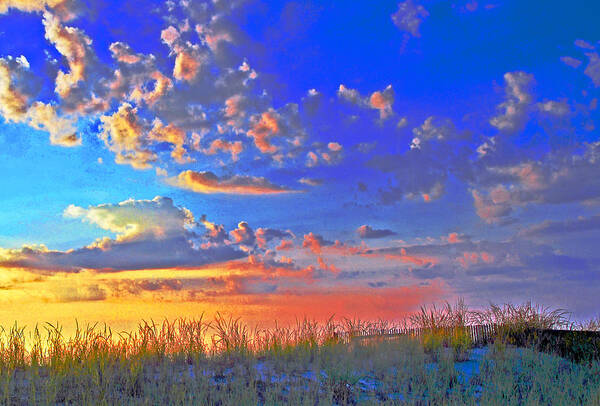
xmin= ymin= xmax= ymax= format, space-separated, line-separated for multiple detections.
xmin=0 ymin=297 xmax=230 ymax=337
xmin=0 ymin=262 xmax=446 ymax=341
xmin=96 ymin=264 xmax=248 ymax=280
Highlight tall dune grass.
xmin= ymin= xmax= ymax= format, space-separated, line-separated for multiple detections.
xmin=0 ymin=300 xmax=597 ymax=404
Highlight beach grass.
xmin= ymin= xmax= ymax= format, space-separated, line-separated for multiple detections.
xmin=0 ymin=301 xmax=598 ymax=405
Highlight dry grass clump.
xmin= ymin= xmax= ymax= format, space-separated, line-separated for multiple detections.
xmin=471 ymin=301 xmax=570 ymax=330
xmin=409 ymin=298 xmax=473 ymax=361
xmin=571 ymin=315 xmax=600 ymax=332
xmin=409 ymin=299 xmax=599 ymax=362
xmin=469 ymin=301 xmax=571 ymax=354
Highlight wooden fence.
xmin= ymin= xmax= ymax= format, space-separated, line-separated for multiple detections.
xmin=337 ymin=324 xmax=498 ymax=346
xmin=336 ymin=324 xmax=600 ymax=363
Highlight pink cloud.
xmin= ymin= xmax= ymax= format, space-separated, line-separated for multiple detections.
xmin=446 ymin=233 xmax=462 ymax=244
xmin=276 ymin=240 xmax=294 ymax=251
xmin=230 ymin=222 xmax=255 ymax=246
xmin=302 ymin=233 xmax=332 ymax=255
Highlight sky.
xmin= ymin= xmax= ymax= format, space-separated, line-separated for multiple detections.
xmin=0 ymin=0 xmax=599 ymax=331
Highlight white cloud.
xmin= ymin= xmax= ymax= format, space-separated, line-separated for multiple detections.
xmin=391 ymin=0 xmax=429 ymax=37
xmin=490 ymin=71 xmax=535 ymax=133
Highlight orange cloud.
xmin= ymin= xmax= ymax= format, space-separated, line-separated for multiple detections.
xmin=148 ymin=119 xmax=191 ymax=164
xmin=255 ymin=228 xmax=294 ymax=249
xmin=235 ymin=257 xmax=316 ymax=282
xmin=42 ymin=12 xmax=92 ymax=99
xmin=230 ymin=222 xmax=255 ymax=246
xmin=385 ymin=248 xmax=438 ymax=267
xmin=0 ymin=57 xmax=79 ymax=146
xmin=306 ymin=151 xmax=318 ymax=167
xmin=0 ymin=58 xmax=28 ymax=121
xmin=99 ymin=103 xmax=157 ymax=169
xmin=369 ymin=85 xmax=394 ymax=119
xmin=173 ymin=50 xmax=202 ymax=82
xmin=276 ymin=240 xmax=293 ymax=251
xmin=160 ymin=25 xmax=205 ymax=82
xmin=328 ymin=142 xmax=342 ymax=152
xmin=300 ymin=236 xmax=438 ymax=270
xmin=327 ymin=240 xmax=369 ymax=256
xmin=360 ymin=247 xmax=438 ymax=267
xmin=480 ymin=252 xmax=493 ymax=262
xmin=224 ymin=94 xmax=244 ymax=118
xmin=369 ymin=92 xmax=388 ymax=109
xmin=100 ymin=105 xmax=196 ymax=168
xmin=446 ymin=232 xmax=462 ymax=244
xmin=302 ymin=233 xmax=332 ymax=255
xmin=200 ymin=215 xmax=227 ymax=242
xmin=203 ymin=139 xmax=243 ymax=161
xmin=171 ymin=170 xmax=294 ymax=195
xmin=129 ymin=70 xmax=172 ymax=106
xmin=27 ymin=102 xmax=79 ymax=146
xmin=457 ymin=251 xmax=494 ymax=268
xmin=247 ymin=110 xmax=280 ymax=154
xmin=338 ymin=84 xmax=395 ymax=120
xmin=317 ymin=256 xmax=340 ymax=274
xmin=304 ymin=141 xmax=344 ymax=167
xmin=108 ymin=42 xmax=173 ymax=107
xmin=108 ymin=41 xmax=142 ymax=64
xmin=0 ymin=0 xmax=74 ymax=17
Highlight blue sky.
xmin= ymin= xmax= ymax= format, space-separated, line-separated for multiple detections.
xmin=0 ymin=0 xmax=599 ymax=324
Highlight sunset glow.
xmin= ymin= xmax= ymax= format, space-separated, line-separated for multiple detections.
xmin=0 ymin=0 xmax=599 ymax=335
